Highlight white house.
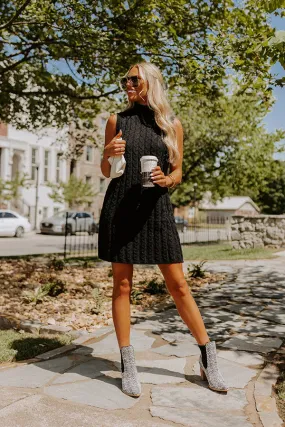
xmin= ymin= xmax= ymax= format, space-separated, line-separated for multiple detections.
xmin=199 ymin=196 xmax=260 ymax=224
xmin=0 ymin=123 xmax=67 ymax=228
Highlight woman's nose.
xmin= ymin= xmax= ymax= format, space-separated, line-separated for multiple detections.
xmin=126 ymin=79 xmax=134 ymax=89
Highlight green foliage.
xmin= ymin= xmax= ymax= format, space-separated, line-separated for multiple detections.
xmin=47 ymin=174 xmax=96 ymax=209
xmin=47 ymin=256 xmax=65 ymax=271
xmin=170 ymin=86 xmax=285 ymax=207
xmin=144 ymin=279 xmax=167 ymax=295
xmin=89 ymin=288 xmax=104 ymax=314
xmin=0 ymin=0 xmax=281 ymax=132
xmin=42 ymin=280 xmax=66 ymax=297
xmin=22 ymin=280 xmax=66 ymax=303
xmin=0 ymin=330 xmax=73 ymax=362
xmin=0 ymin=173 xmax=30 ymax=207
xmin=256 ymin=161 xmax=285 ymax=214
xmin=22 ymin=285 xmax=50 ymax=304
xmin=188 ymin=261 xmax=207 ymax=278
xmin=182 ymin=244 xmax=277 ymax=260
xmin=130 ymin=289 xmax=144 ymax=305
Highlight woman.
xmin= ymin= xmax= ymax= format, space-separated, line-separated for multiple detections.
xmin=99 ymin=62 xmax=228 ymax=397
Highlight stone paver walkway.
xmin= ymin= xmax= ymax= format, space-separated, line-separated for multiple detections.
xmin=0 ymin=258 xmax=284 ymax=427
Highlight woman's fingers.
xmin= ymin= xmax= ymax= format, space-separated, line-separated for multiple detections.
xmin=151 ymin=167 xmax=162 ymax=177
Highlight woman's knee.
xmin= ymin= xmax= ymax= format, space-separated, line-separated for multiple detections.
xmin=167 ymin=279 xmax=189 ymax=298
xmin=113 ymin=277 xmax=132 ymax=297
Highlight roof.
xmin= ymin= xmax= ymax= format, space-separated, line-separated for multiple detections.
xmin=199 ymin=196 xmax=260 ymax=212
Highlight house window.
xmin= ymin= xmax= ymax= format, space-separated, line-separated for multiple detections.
xmin=44 ymin=150 xmax=49 ymax=182
xmin=56 ymin=153 xmax=61 ymax=183
xmin=99 ymin=177 xmax=105 ymax=193
xmin=86 ymin=175 xmax=92 ymax=184
xmin=86 ymin=146 xmax=93 ymax=162
xmin=43 ymin=207 xmax=48 ymax=218
xmin=31 ymin=148 xmax=38 ymax=181
xmin=54 ymin=207 xmax=60 ymax=216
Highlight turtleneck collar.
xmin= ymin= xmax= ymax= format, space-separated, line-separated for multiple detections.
xmin=133 ymin=102 xmax=154 ymax=113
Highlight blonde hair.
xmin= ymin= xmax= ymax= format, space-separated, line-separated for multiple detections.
xmin=124 ymin=62 xmax=179 ymax=165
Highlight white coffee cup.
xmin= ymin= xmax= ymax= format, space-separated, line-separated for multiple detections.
xmin=140 ymin=155 xmax=158 ymax=187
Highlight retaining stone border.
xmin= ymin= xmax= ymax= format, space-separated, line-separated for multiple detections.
xmin=254 ymin=363 xmax=283 ymax=427
xmin=231 ymin=215 xmax=285 ymax=249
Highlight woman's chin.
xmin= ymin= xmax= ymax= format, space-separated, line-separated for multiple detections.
xmin=127 ymin=94 xmax=138 ymax=103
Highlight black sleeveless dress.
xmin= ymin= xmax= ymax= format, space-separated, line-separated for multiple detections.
xmin=98 ymin=102 xmax=183 ymax=264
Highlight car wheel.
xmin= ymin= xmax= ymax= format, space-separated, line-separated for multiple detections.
xmin=15 ymin=226 xmax=24 ymax=238
xmin=65 ymin=225 xmax=72 ymax=235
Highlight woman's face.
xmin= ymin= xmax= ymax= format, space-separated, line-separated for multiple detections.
xmin=126 ymin=67 xmax=148 ymax=104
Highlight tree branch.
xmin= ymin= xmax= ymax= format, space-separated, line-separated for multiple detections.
xmin=0 ymin=0 xmax=34 ymax=30
xmin=2 ymin=87 xmax=119 ymax=100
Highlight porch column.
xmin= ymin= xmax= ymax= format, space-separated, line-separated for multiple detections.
xmin=0 ymin=147 xmax=10 ymax=180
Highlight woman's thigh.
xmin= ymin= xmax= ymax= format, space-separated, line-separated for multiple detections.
xmin=158 ymin=263 xmax=188 ymax=294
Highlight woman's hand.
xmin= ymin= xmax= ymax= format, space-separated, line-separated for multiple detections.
xmin=103 ymin=130 xmax=126 ymax=158
xmin=151 ymin=166 xmax=171 ymax=187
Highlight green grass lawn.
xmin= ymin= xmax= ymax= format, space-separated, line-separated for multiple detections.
xmin=182 ymin=243 xmax=279 ymax=260
xmin=0 ymin=330 xmax=73 ymax=363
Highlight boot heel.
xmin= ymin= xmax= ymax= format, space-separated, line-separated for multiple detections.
xmin=200 ymin=367 xmax=207 ymax=381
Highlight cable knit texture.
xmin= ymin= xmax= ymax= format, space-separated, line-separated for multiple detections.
xmin=199 ymin=341 xmax=228 ymax=392
xmin=98 ymin=103 xmax=183 ymax=264
xmin=120 ymin=345 xmax=141 ymax=397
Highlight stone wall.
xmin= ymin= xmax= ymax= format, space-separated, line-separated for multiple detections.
xmin=231 ymin=215 xmax=285 ymax=249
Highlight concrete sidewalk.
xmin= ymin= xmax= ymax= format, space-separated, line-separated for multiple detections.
xmin=0 ymin=259 xmax=284 ymax=426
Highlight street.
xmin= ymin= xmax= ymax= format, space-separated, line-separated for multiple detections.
xmin=0 ymin=233 xmax=67 ymax=257
xmin=0 ymin=227 xmax=231 ymax=257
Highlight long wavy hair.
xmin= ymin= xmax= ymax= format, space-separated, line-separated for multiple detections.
xmin=123 ymin=62 xmax=179 ymax=165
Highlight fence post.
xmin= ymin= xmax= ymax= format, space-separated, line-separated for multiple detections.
xmin=63 ymin=211 xmax=68 ymax=259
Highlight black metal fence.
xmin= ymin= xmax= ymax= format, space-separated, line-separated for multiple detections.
xmin=63 ymin=212 xmax=98 ymax=258
xmin=63 ymin=213 xmax=231 ymax=258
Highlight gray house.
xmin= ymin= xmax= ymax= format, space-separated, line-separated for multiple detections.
xmin=199 ymin=196 xmax=260 ymax=224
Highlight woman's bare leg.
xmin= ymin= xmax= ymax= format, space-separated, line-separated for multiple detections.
xmin=158 ymin=263 xmax=209 ymax=345
xmin=112 ymin=262 xmax=133 ymax=348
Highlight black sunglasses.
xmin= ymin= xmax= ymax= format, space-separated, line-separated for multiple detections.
xmin=120 ymin=76 xmax=142 ymax=90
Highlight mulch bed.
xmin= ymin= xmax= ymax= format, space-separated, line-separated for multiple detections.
xmin=0 ymin=257 xmax=225 ymax=333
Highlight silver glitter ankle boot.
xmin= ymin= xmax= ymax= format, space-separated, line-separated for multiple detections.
xmin=120 ymin=345 xmax=141 ymax=397
xmin=199 ymin=341 xmax=228 ymax=392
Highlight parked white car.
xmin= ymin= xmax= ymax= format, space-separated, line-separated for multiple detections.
xmin=0 ymin=210 xmax=32 ymax=237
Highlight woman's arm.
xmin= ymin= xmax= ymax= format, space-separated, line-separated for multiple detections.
xmin=100 ymin=114 xmax=126 ymax=178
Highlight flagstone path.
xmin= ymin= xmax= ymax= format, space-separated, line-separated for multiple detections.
xmin=0 ymin=258 xmax=284 ymax=427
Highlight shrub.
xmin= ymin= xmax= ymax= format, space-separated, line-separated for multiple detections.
xmin=188 ymin=261 xmax=207 ymax=278
xmin=144 ymin=279 xmax=167 ymax=295
xmin=22 ymin=286 xmax=49 ymax=304
xmin=47 ymin=256 xmax=65 ymax=271
xmin=130 ymin=289 xmax=144 ymax=304
xmin=89 ymin=288 xmax=104 ymax=314
xmin=43 ymin=279 xmax=66 ymax=297
xmin=22 ymin=280 xmax=66 ymax=304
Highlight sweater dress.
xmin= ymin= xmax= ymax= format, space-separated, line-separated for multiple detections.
xmin=98 ymin=102 xmax=183 ymax=264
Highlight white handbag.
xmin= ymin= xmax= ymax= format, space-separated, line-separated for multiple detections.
xmin=107 ymin=137 xmax=126 ymax=178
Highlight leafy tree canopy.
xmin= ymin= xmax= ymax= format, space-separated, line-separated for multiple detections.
xmin=47 ymin=174 xmax=96 ymax=208
xmin=170 ymin=81 xmax=285 ymax=207
xmin=0 ymin=0 xmax=283 ymax=130
xmin=255 ymin=160 xmax=285 ymax=214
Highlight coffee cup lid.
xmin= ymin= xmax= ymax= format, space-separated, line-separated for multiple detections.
xmin=140 ymin=156 xmax=158 ymax=162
